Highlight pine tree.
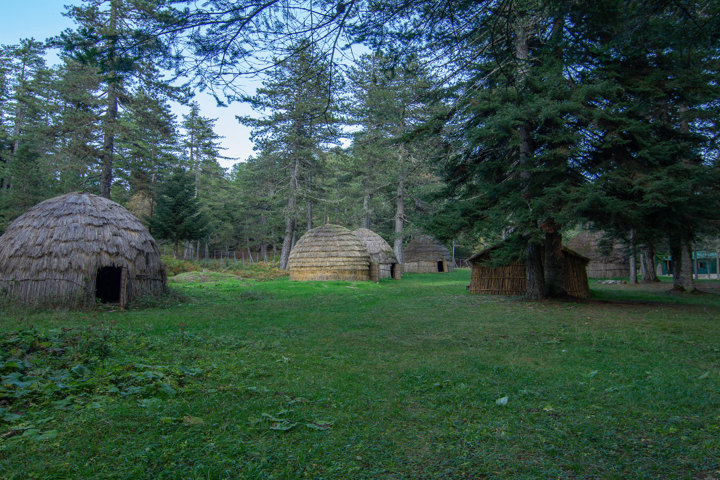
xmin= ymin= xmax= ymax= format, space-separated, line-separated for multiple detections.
xmin=429 ymin=1 xmax=588 ymax=299
xmin=570 ymin=0 xmax=720 ymax=292
xmin=55 ymin=0 xmax=182 ymax=198
xmin=0 ymin=39 xmax=60 ymax=231
xmin=348 ymin=51 xmax=445 ymax=261
xmin=239 ymin=40 xmax=341 ymax=269
xmin=151 ymin=167 xmax=207 ymax=258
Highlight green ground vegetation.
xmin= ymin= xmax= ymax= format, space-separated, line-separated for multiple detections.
xmin=1 ymin=270 xmax=719 ymax=479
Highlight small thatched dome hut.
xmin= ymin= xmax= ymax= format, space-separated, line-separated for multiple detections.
xmin=352 ymin=228 xmax=401 ymax=280
xmin=468 ymin=245 xmax=590 ymax=298
xmin=289 ymin=224 xmax=371 ymax=281
xmin=403 ymin=235 xmax=454 ymax=273
xmin=0 ymin=192 xmax=166 ymax=306
xmin=565 ymin=231 xmax=629 ymax=279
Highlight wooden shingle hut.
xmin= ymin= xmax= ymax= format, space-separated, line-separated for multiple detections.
xmin=352 ymin=228 xmax=401 ymax=281
xmin=565 ymin=231 xmax=629 ymax=279
xmin=0 ymin=192 xmax=166 ymax=307
xmin=468 ymin=245 xmax=590 ymax=298
xmin=403 ymin=235 xmax=454 ymax=273
xmin=289 ymin=224 xmax=371 ymax=281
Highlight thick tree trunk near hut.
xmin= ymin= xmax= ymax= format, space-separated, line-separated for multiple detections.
xmin=393 ymin=179 xmax=405 ymax=264
xmin=640 ymin=244 xmax=659 ymax=283
xmin=670 ymin=238 xmax=696 ymax=292
xmin=100 ymin=1 xmax=119 ymax=199
xmin=279 ymin=157 xmax=299 ymax=270
xmin=525 ymin=240 xmax=545 ymax=301
xmin=542 ymin=220 xmax=565 ymax=297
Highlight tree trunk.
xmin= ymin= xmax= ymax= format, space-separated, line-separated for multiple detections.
xmin=515 ymin=16 xmax=544 ymax=301
xmin=306 ymin=171 xmax=313 ymax=230
xmin=148 ymin=173 xmax=156 ymax=228
xmin=100 ymin=0 xmax=119 ymax=199
xmin=525 ymin=240 xmax=545 ymax=301
xmin=5 ymin=49 xmax=32 ymax=193
xmin=629 ymin=229 xmax=638 ymax=284
xmin=671 ymin=237 xmax=695 ymax=292
xmin=640 ymin=244 xmax=659 ymax=283
xmin=279 ymin=157 xmax=298 ymax=270
xmin=393 ymin=179 xmax=405 ymax=264
xmin=173 ymin=239 xmax=179 ymax=259
xmin=362 ymin=194 xmax=371 ymax=229
xmin=542 ymin=220 xmax=565 ymax=297
xmin=307 ymin=201 xmax=313 ymax=231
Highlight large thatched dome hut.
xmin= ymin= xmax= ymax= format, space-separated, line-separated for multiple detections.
xmin=468 ymin=244 xmax=590 ymax=298
xmin=352 ymin=228 xmax=401 ymax=281
xmin=0 ymin=192 xmax=166 ymax=306
xmin=289 ymin=224 xmax=371 ymax=281
xmin=403 ymin=235 xmax=454 ymax=273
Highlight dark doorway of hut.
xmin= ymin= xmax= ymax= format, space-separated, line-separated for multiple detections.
xmin=437 ymin=261 xmax=444 ymax=272
xmin=96 ymin=266 xmax=122 ymax=304
xmin=391 ymin=263 xmax=399 ymax=280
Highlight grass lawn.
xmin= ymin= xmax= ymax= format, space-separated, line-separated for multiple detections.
xmin=1 ymin=270 xmax=719 ymax=479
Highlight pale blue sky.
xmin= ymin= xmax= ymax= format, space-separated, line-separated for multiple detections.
xmin=0 ymin=0 xmax=253 ymax=168
xmin=0 ymin=1 xmax=74 ymax=45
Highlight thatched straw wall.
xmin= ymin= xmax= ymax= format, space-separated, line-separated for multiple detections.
xmin=470 ymin=262 xmax=526 ymax=295
xmin=469 ymin=246 xmax=590 ymax=298
xmin=403 ymin=235 xmax=453 ymax=273
xmin=352 ymin=228 xmax=401 ymax=280
xmin=0 ymin=192 xmax=166 ymax=306
xmin=563 ymin=251 xmax=591 ymax=298
xmin=566 ymin=231 xmax=629 ymax=279
xmin=289 ymin=224 xmax=370 ymax=281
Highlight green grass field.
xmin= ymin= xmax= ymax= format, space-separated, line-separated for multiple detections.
xmin=1 ymin=270 xmax=719 ymax=479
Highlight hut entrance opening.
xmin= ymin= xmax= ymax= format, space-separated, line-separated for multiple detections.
xmin=96 ymin=266 xmax=122 ymax=303
xmin=437 ymin=261 xmax=444 ymax=272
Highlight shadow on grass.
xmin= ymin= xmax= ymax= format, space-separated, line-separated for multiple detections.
xmin=586 ymin=278 xmax=720 ymax=309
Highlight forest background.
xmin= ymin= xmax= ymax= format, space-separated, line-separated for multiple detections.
xmin=0 ymin=0 xmax=718 ymax=299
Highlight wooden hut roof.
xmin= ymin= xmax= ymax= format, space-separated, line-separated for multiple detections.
xmin=403 ymin=235 xmax=451 ymax=263
xmin=352 ymin=228 xmax=398 ymax=264
xmin=288 ymin=224 xmax=370 ymax=280
xmin=0 ymin=192 xmax=165 ymax=303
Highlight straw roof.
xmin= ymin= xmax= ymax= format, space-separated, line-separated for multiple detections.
xmin=352 ymin=228 xmax=398 ymax=265
xmin=289 ymin=224 xmax=371 ymax=281
xmin=0 ymin=192 xmax=166 ymax=305
xmin=403 ymin=235 xmax=452 ymax=263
